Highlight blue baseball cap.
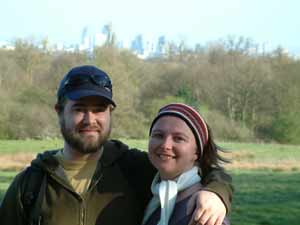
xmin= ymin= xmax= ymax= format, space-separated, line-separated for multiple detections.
xmin=57 ymin=65 xmax=116 ymax=106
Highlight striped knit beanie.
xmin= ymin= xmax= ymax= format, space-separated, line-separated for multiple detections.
xmin=149 ymin=103 xmax=209 ymax=156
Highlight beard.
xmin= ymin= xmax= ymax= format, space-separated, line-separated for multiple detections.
xmin=60 ymin=117 xmax=111 ymax=154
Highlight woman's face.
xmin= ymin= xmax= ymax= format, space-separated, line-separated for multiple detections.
xmin=148 ymin=116 xmax=198 ymax=180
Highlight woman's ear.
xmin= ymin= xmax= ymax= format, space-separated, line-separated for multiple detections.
xmin=194 ymin=149 xmax=200 ymax=161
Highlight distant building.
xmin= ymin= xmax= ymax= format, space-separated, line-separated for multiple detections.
xmin=79 ymin=25 xmax=108 ymax=52
xmin=0 ymin=24 xmax=195 ymax=59
xmin=131 ymin=34 xmax=144 ymax=55
xmin=0 ymin=41 xmax=15 ymax=50
xmin=154 ymin=35 xmax=169 ymax=58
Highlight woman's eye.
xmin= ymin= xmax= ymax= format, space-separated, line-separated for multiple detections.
xmin=174 ymin=136 xmax=185 ymax=142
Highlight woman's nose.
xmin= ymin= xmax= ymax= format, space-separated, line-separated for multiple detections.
xmin=160 ymin=136 xmax=173 ymax=149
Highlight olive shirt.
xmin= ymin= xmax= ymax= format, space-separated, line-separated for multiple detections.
xmin=0 ymin=140 xmax=232 ymax=225
xmin=54 ymin=149 xmax=102 ymax=194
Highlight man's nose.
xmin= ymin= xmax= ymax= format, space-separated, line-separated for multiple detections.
xmin=82 ymin=111 xmax=96 ymax=124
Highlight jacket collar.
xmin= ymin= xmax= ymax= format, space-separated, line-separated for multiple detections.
xmin=31 ymin=140 xmax=125 ymax=172
xmin=100 ymin=140 xmax=124 ymax=167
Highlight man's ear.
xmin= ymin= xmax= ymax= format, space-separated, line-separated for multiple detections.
xmin=110 ymin=105 xmax=115 ymax=112
xmin=54 ymin=103 xmax=62 ymax=113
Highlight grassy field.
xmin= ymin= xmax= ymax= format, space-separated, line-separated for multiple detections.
xmin=0 ymin=139 xmax=299 ymax=225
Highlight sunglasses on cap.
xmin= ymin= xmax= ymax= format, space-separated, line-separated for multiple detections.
xmin=58 ymin=73 xmax=112 ymax=97
xmin=64 ymin=73 xmax=112 ymax=89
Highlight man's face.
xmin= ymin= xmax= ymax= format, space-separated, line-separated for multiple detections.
xmin=59 ymin=96 xmax=112 ymax=154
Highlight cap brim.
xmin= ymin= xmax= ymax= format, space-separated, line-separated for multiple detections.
xmin=66 ymin=89 xmax=116 ymax=106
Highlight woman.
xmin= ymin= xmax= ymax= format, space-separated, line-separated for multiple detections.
xmin=142 ymin=103 xmax=230 ymax=225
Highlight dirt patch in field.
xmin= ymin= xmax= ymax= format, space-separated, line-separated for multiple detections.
xmin=225 ymin=160 xmax=300 ymax=171
xmin=0 ymin=153 xmax=36 ymax=171
xmin=229 ymin=151 xmax=255 ymax=161
xmin=0 ymin=152 xmax=299 ymax=172
xmin=222 ymin=151 xmax=300 ymax=171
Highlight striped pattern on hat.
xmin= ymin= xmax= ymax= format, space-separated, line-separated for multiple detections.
xmin=149 ymin=103 xmax=208 ymax=155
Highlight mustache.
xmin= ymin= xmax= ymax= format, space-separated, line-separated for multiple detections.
xmin=76 ymin=125 xmax=101 ymax=131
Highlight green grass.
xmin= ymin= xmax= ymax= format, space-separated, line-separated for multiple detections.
xmin=0 ymin=139 xmax=64 ymax=154
xmin=0 ymin=138 xmax=145 ymax=154
xmin=0 ymin=139 xmax=300 ymax=224
xmin=230 ymin=169 xmax=300 ymax=225
xmin=0 ymin=171 xmax=17 ymax=199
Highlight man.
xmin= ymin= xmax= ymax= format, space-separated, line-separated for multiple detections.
xmin=0 ymin=65 xmax=232 ymax=225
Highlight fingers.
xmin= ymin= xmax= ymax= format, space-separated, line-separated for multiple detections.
xmin=215 ymin=216 xmax=224 ymax=225
xmin=188 ymin=207 xmax=199 ymax=225
xmin=197 ymin=210 xmax=211 ymax=225
xmin=189 ymin=212 xmax=214 ymax=225
xmin=193 ymin=207 xmax=205 ymax=222
xmin=193 ymin=213 xmax=223 ymax=225
xmin=188 ymin=216 xmax=197 ymax=225
xmin=191 ymin=190 xmax=227 ymax=225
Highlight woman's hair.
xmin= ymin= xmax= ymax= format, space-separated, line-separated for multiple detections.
xmin=198 ymin=124 xmax=229 ymax=177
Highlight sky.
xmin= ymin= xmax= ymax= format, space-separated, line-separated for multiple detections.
xmin=1 ymin=0 xmax=300 ymax=55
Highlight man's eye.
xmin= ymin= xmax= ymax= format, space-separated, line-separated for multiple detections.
xmin=151 ymin=133 xmax=163 ymax=138
xmin=93 ymin=106 xmax=107 ymax=113
xmin=73 ymin=107 xmax=84 ymax=112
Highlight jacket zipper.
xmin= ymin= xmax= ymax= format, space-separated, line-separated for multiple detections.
xmin=80 ymin=198 xmax=86 ymax=225
xmin=49 ymin=172 xmax=87 ymax=225
xmin=49 ymin=169 xmax=104 ymax=225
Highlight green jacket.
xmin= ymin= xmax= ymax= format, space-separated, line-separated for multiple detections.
xmin=0 ymin=140 xmax=232 ymax=225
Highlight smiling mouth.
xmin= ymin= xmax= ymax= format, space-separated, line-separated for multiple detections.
xmin=79 ymin=129 xmax=99 ymax=133
xmin=157 ymin=154 xmax=176 ymax=160
xmin=79 ymin=126 xmax=100 ymax=132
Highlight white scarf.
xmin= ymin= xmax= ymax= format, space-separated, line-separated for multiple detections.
xmin=142 ymin=166 xmax=201 ymax=225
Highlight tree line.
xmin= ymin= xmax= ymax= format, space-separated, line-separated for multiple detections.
xmin=0 ymin=37 xmax=299 ymax=144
